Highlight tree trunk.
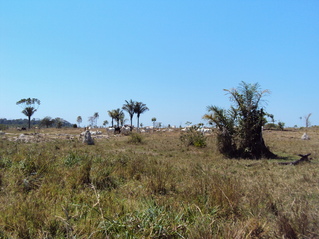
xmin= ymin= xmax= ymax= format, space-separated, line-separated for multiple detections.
xmin=239 ymin=109 xmax=276 ymax=159
xmin=28 ymin=115 xmax=31 ymax=129
xmin=137 ymin=116 xmax=140 ymax=129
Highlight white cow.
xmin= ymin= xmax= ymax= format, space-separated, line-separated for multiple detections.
xmin=106 ymin=127 xmax=115 ymax=134
xmin=197 ymin=128 xmax=212 ymax=134
xmin=144 ymin=126 xmax=154 ymax=133
xmin=301 ymin=133 xmax=310 ymax=140
xmin=181 ymin=126 xmax=191 ymax=132
xmin=90 ymin=130 xmax=102 ymax=135
xmin=121 ymin=126 xmax=132 ymax=135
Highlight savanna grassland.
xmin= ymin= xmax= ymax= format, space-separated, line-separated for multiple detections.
xmin=0 ymin=127 xmax=318 ymax=238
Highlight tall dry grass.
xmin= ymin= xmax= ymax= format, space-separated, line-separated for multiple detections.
xmin=0 ymin=127 xmax=318 ymax=238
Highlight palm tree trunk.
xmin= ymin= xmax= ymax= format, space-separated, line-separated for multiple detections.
xmin=28 ymin=116 xmax=31 ymax=129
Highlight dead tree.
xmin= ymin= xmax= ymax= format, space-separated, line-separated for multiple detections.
xmin=278 ymin=153 xmax=311 ymax=165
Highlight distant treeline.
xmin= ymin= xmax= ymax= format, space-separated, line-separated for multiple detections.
xmin=0 ymin=118 xmax=73 ymax=129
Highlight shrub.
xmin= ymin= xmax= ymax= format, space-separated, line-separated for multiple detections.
xmin=203 ymin=82 xmax=276 ymax=159
xmin=180 ymin=126 xmax=207 ymax=148
xmin=0 ymin=124 xmax=8 ymax=130
xmin=264 ymin=122 xmax=285 ymax=131
xmin=278 ymin=121 xmax=285 ymax=130
xmin=127 ymin=133 xmax=144 ymax=144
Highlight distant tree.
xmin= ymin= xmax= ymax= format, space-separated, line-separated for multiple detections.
xmin=109 ymin=108 xmax=125 ymax=127
xmin=304 ymin=113 xmax=312 ymax=129
xmin=77 ymin=116 xmax=82 ymax=127
xmin=54 ymin=117 xmax=63 ymax=128
xmin=268 ymin=114 xmax=275 ymax=124
xmin=93 ymin=112 xmax=99 ymax=127
xmin=119 ymin=112 xmax=125 ymax=126
xmin=103 ymin=120 xmax=109 ymax=127
xmin=40 ymin=116 xmax=54 ymax=128
xmin=16 ymin=98 xmax=41 ymax=129
xmin=185 ymin=121 xmax=192 ymax=126
xmin=115 ymin=108 xmax=124 ymax=127
xmin=88 ymin=116 xmax=95 ymax=127
xmin=134 ymin=102 xmax=149 ymax=129
xmin=278 ymin=121 xmax=285 ymax=131
xmin=122 ymin=99 xmax=136 ymax=127
xmin=108 ymin=110 xmax=116 ymax=127
xmin=203 ymin=81 xmax=276 ymax=159
xmin=151 ymin=117 xmax=157 ymax=127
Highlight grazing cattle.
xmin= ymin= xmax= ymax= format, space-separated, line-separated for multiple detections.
xmin=106 ymin=127 xmax=115 ymax=134
xmin=301 ymin=133 xmax=310 ymax=140
xmin=181 ymin=126 xmax=191 ymax=132
xmin=121 ymin=126 xmax=131 ymax=135
xmin=144 ymin=126 xmax=154 ymax=133
xmin=197 ymin=128 xmax=212 ymax=134
xmin=114 ymin=127 xmax=121 ymax=134
xmin=90 ymin=130 xmax=102 ymax=135
xmin=17 ymin=127 xmax=27 ymax=131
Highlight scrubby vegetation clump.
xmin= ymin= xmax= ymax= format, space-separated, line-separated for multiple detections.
xmin=204 ymin=82 xmax=276 ymax=159
xmin=180 ymin=125 xmax=207 ymax=148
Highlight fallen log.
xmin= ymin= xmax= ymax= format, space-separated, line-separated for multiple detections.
xmin=278 ymin=153 xmax=311 ymax=165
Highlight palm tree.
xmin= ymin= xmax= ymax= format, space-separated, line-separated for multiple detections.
xmin=108 ymin=109 xmax=124 ymax=127
xmin=93 ymin=112 xmax=99 ymax=127
xmin=88 ymin=116 xmax=95 ymax=127
xmin=203 ymin=106 xmax=237 ymax=157
xmin=16 ymin=98 xmax=41 ymax=129
xmin=108 ymin=110 xmax=116 ymax=127
xmin=113 ymin=108 xmax=124 ymax=127
xmin=151 ymin=117 xmax=156 ymax=127
xmin=103 ymin=120 xmax=109 ymax=127
xmin=134 ymin=102 xmax=149 ymax=129
xmin=119 ymin=112 xmax=125 ymax=126
xmin=203 ymin=81 xmax=276 ymax=159
xmin=77 ymin=116 xmax=82 ymax=127
xmin=122 ymin=99 xmax=135 ymax=127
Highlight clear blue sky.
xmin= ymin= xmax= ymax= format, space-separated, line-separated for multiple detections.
xmin=1 ymin=1 xmax=318 ymax=127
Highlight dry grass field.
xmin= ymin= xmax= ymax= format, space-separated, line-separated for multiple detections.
xmin=0 ymin=127 xmax=318 ymax=238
